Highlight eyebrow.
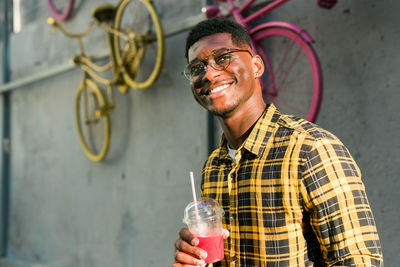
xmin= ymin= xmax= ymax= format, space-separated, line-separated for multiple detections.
xmin=188 ymin=57 xmax=201 ymax=65
xmin=188 ymin=48 xmax=229 ymax=65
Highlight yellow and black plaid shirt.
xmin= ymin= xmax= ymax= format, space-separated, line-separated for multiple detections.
xmin=201 ymin=104 xmax=383 ymax=266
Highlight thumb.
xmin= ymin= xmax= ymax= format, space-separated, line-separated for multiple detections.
xmin=222 ymin=228 xmax=230 ymax=239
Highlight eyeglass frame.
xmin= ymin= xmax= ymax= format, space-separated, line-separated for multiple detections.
xmin=182 ymin=48 xmax=253 ymax=81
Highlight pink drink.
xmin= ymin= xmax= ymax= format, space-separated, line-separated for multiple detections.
xmin=197 ymin=234 xmax=224 ymax=263
xmin=183 ymin=198 xmax=225 ymax=263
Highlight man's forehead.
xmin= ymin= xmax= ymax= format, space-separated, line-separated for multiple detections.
xmin=188 ymin=33 xmax=233 ymax=58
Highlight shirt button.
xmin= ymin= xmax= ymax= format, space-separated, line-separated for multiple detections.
xmin=230 ymin=214 xmax=236 ymax=221
xmin=232 ymin=256 xmax=238 ymax=263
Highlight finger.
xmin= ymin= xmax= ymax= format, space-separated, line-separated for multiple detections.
xmin=179 ymin=228 xmax=199 ymax=246
xmin=172 ymin=264 xmax=203 ymax=267
xmin=175 ymin=251 xmax=206 ymax=266
xmin=172 ymin=263 xmax=198 ymax=267
xmin=222 ymin=228 xmax=230 ymax=239
xmin=174 ymin=238 xmax=182 ymax=250
xmin=176 ymin=238 xmax=208 ymax=260
xmin=172 ymin=261 xmax=191 ymax=267
xmin=172 ymin=264 xmax=205 ymax=267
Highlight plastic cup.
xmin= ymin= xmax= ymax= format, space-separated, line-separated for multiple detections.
xmin=183 ymin=197 xmax=225 ymax=264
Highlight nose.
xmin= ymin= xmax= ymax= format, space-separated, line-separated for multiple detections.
xmin=203 ymin=61 xmax=222 ymax=81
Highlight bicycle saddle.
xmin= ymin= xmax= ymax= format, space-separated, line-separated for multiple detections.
xmin=92 ymin=4 xmax=116 ymax=22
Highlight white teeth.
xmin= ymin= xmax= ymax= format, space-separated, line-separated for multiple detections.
xmin=210 ymin=84 xmax=230 ymax=94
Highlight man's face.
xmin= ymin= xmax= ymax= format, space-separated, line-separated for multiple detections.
xmin=187 ymin=33 xmax=263 ymax=117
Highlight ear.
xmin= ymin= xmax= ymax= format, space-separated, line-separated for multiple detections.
xmin=251 ymin=55 xmax=264 ymax=78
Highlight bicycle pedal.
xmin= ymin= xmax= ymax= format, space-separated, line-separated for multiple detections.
xmin=95 ymin=109 xmax=102 ymax=119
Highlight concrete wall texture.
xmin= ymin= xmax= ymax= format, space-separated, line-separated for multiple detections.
xmin=0 ymin=0 xmax=398 ymax=266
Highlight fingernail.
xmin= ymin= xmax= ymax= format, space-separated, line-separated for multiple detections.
xmin=197 ymin=259 xmax=205 ymax=266
xmin=200 ymin=250 xmax=208 ymax=259
xmin=191 ymin=238 xmax=199 ymax=246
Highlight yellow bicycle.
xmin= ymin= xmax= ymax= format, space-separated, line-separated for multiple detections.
xmin=48 ymin=0 xmax=164 ymax=161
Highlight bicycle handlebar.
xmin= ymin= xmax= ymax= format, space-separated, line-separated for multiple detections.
xmin=47 ymin=17 xmax=95 ymax=39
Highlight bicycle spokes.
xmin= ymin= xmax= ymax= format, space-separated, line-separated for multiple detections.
xmin=83 ymin=89 xmax=104 ymax=124
xmin=114 ymin=0 xmax=164 ymax=89
xmin=120 ymin=34 xmax=151 ymax=78
xmin=76 ymin=79 xmax=111 ymax=161
xmin=262 ymin=41 xmax=314 ymax=100
xmin=119 ymin=31 xmax=157 ymax=83
xmin=253 ymin=27 xmax=322 ymax=122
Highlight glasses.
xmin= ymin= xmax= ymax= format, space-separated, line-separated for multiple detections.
xmin=183 ymin=48 xmax=252 ymax=81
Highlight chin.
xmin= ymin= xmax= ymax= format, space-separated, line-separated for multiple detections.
xmin=208 ymin=105 xmax=237 ymax=117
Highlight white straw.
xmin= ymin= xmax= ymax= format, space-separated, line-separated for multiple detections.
xmin=189 ymin=171 xmax=200 ymax=221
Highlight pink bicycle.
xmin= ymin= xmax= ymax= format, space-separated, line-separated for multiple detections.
xmin=204 ymin=0 xmax=336 ymax=122
xmin=46 ymin=0 xmax=75 ymax=21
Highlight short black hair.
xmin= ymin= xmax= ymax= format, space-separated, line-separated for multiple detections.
xmin=185 ymin=17 xmax=252 ymax=60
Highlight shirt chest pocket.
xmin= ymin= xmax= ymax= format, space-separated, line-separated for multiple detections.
xmin=236 ymin=163 xmax=303 ymax=229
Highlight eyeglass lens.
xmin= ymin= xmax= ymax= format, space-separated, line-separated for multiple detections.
xmin=184 ymin=49 xmax=252 ymax=80
xmin=185 ymin=49 xmax=234 ymax=80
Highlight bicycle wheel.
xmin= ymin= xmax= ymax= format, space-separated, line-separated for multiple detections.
xmin=251 ymin=26 xmax=323 ymax=122
xmin=75 ymin=78 xmax=111 ymax=162
xmin=46 ymin=0 xmax=75 ymax=21
xmin=113 ymin=0 xmax=164 ymax=90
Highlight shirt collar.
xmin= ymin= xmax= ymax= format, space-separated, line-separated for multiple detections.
xmin=217 ymin=103 xmax=281 ymax=159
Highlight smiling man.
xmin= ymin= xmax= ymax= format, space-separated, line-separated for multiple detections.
xmin=173 ymin=18 xmax=383 ymax=267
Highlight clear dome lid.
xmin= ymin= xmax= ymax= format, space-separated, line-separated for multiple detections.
xmin=183 ymin=197 xmax=224 ymax=224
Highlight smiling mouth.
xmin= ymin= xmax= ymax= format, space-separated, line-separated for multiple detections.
xmin=207 ymin=83 xmax=232 ymax=95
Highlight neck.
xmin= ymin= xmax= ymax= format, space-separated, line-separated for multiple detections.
xmin=218 ymin=101 xmax=266 ymax=149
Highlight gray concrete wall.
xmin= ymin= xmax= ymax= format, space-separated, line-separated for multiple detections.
xmin=278 ymin=1 xmax=400 ymax=264
xmin=0 ymin=0 xmax=398 ymax=266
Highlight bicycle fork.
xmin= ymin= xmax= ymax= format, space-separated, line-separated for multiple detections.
xmin=82 ymin=79 xmax=114 ymax=125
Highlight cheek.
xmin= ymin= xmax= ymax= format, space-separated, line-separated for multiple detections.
xmin=233 ymin=64 xmax=252 ymax=82
xmin=191 ymin=87 xmax=203 ymax=103
xmin=235 ymin=66 xmax=252 ymax=83
xmin=191 ymin=84 xmax=201 ymax=96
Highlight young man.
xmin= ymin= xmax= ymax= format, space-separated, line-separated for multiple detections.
xmin=173 ymin=17 xmax=383 ymax=266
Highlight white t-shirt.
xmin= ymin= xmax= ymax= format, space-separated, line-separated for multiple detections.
xmin=228 ymin=146 xmax=237 ymax=164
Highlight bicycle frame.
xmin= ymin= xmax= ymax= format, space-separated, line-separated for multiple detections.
xmin=222 ymin=0 xmax=315 ymax=51
xmin=204 ymin=0 xmax=323 ymax=123
xmin=47 ymin=17 xmax=124 ymax=87
xmin=230 ymin=0 xmax=287 ymax=26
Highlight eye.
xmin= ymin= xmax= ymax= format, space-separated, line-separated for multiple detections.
xmin=190 ymin=62 xmax=205 ymax=76
xmin=215 ymin=54 xmax=231 ymax=65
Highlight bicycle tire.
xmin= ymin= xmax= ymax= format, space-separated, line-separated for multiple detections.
xmin=113 ymin=0 xmax=164 ymax=90
xmin=251 ymin=26 xmax=323 ymax=122
xmin=75 ymin=79 xmax=111 ymax=162
xmin=46 ymin=0 xmax=75 ymax=21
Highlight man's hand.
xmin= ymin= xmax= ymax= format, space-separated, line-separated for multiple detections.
xmin=172 ymin=228 xmax=229 ymax=267
xmin=173 ymin=228 xmax=207 ymax=266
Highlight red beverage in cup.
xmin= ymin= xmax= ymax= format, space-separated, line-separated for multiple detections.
xmin=197 ymin=234 xmax=224 ymax=263
xmin=183 ymin=197 xmax=225 ymax=264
